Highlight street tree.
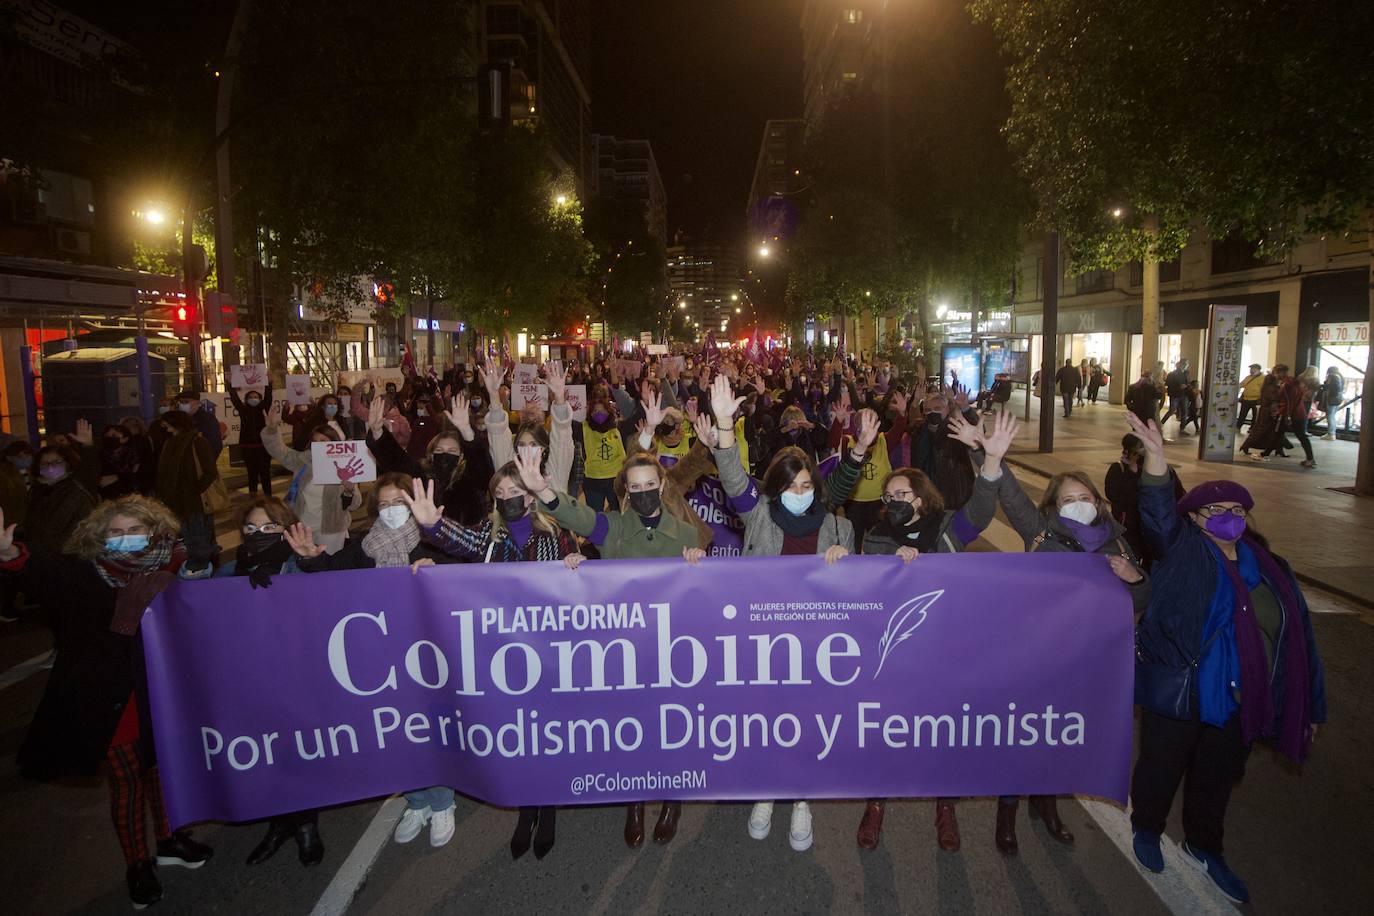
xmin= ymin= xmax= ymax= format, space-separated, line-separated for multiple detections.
xmin=971 ymin=0 xmax=1374 ymax=491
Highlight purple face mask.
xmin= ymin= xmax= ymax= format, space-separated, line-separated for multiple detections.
xmin=590 ymin=409 xmax=609 ymax=425
xmin=1203 ymin=512 xmax=1247 ymax=541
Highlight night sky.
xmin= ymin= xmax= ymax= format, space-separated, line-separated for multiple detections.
xmin=591 ymin=0 xmax=803 ymax=244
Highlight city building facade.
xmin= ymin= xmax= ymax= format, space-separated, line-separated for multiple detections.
xmin=666 ymin=243 xmax=746 ymax=343
xmin=591 ymin=135 xmax=668 ymax=248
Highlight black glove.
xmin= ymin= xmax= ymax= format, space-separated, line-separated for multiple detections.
xmin=247 ymin=567 xmax=274 ymax=590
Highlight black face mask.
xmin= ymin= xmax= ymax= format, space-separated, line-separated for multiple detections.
xmin=243 ymin=531 xmax=284 ymax=555
xmin=430 ymin=452 xmax=461 ymax=480
xmin=497 ymin=495 xmax=528 ymax=522
xmin=885 ymin=500 xmax=916 ymax=527
xmin=628 ymin=488 xmax=662 ymax=517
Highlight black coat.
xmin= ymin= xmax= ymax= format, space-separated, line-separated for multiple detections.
xmin=23 ymin=475 xmax=96 ymax=553
xmin=297 ymin=531 xmax=456 ymax=572
xmin=228 ymin=382 xmax=273 ymax=447
xmin=4 ymin=546 xmax=142 ymax=779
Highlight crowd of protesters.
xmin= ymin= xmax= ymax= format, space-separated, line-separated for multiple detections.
xmin=0 ymin=340 xmax=1326 ymax=909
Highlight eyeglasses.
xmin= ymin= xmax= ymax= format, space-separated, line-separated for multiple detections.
xmin=1197 ymin=504 xmax=1247 ymax=518
xmin=241 ymin=523 xmax=284 ymax=534
xmin=882 ymin=490 xmax=914 ymax=503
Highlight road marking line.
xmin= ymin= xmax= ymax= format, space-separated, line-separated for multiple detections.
xmin=1076 ymin=798 xmax=1236 ymax=915
xmin=310 ymin=796 xmax=405 ymax=916
xmin=0 ymin=652 xmax=52 ymax=692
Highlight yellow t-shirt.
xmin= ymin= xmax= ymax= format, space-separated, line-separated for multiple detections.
xmin=849 ymin=431 xmax=890 ymax=503
xmin=1241 ymin=374 xmax=1265 ymax=400
xmin=656 ymin=423 xmax=693 ymax=461
xmin=583 ymin=423 xmax=627 ymax=480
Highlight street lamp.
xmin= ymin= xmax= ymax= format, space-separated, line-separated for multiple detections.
xmin=554 ymin=194 xmax=568 ymax=207
xmin=141 ymin=209 xmax=166 ymax=225
xmin=758 ymin=244 xmax=770 ymax=258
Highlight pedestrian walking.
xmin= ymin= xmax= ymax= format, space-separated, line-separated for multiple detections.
xmin=1055 ymin=359 xmax=1081 ymax=417
xmin=1160 ymin=359 xmax=1192 ymax=434
xmin=1240 ymin=365 xmax=1288 ymax=461
xmin=1317 ymin=367 xmax=1345 ymax=439
xmin=1125 ymin=413 xmax=1325 ymax=906
xmin=1235 ymin=364 xmax=1264 ymax=430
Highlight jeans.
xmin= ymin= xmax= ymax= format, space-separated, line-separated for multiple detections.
xmin=583 ymin=477 xmax=617 ymax=512
xmin=405 ymin=786 xmax=455 ymax=811
xmin=1130 ymin=710 xmax=1248 ymax=855
xmin=1161 ymin=395 xmax=1187 ymax=426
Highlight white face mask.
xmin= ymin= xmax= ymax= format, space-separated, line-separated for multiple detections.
xmin=378 ymin=505 xmax=411 ymax=529
xmin=1058 ymin=500 xmax=1098 ymax=526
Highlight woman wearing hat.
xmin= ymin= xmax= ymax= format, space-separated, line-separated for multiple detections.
xmin=1125 ymin=414 xmax=1325 ymax=905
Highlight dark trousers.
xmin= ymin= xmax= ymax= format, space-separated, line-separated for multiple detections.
xmin=1061 ymin=392 xmax=1073 ymax=416
xmin=1235 ymin=399 xmax=1258 ymax=429
xmin=1290 ymin=416 xmax=1314 ymax=461
xmin=845 ymin=499 xmax=883 ymax=550
xmin=583 ymin=477 xmax=617 ymax=512
xmin=1161 ymin=395 xmax=1187 ymax=426
xmin=242 ymin=444 xmax=273 ymax=496
xmin=1130 ymin=710 xmax=1249 ymax=855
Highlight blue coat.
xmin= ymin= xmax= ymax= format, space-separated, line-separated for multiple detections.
xmin=1135 ymin=473 xmax=1326 ymax=724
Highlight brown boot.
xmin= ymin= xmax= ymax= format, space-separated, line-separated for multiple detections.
xmin=623 ymin=803 xmax=645 ymax=848
xmin=995 ymin=798 xmax=1018 ymax=855
xmin=935 ymin=801 xmax=961 ymax=852
xmin=1029 ymin=795 xmax=1075 ymax=844
xmin=652 ymin=802 xmax=681 ymax=845
xmin=856 ymin=800 xmax=885 ymax=850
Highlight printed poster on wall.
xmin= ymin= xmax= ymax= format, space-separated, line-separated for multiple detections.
xmin=1199 ymin=304 xmax=1247 ymax=462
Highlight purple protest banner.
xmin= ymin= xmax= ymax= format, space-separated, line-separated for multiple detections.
xmin=142 ymin=554 xmax=1134 ymax=829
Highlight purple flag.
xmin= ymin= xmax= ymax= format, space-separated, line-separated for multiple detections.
xmin=701 ymin=331 xmax=720 ymax=365
xmin=142 ymin=554 xmax=1134 ymax=829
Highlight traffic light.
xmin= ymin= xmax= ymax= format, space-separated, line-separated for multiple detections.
xmin=172 ymin=301 xmax=197 ymax=339
xmin=574 ymin=324 xmax=585 ymax=338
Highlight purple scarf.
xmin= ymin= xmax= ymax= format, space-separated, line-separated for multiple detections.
xmin=1214 ymin=536 xmax=1313 ymax=763
xmin=1059 ymin=517 xmax=1114 ymax=553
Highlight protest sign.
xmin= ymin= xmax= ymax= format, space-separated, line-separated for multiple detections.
xmin=229 ymin=364 xmax=268 ymax=389
xmin=309 ymin=440 xmax=377 ymax=485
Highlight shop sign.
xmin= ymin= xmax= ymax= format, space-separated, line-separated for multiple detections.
xmin=1317 ymin=321 xmax=1369 ymax=346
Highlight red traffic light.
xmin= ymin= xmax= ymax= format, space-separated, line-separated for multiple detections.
xmin=574 ymin=325 xmax=585 ymax=337
xmin=176 ymin=305 xmax=189 ymax=322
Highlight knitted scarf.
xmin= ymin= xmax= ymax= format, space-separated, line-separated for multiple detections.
xmin=768 ymin=496 xmax=827 ymax=537
xmin=94 ymin=539 xmax=187 ymax=636
xmin=362 ymin=518 xmax=421 ymax=568
xmin=1200 ymin=537 xmax=1313 ymax=764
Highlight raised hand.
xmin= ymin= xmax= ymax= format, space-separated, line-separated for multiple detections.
xmin=692 ymin=412 xmax=719 ymax=449
xmin=854 ymin=408 xmax=880 ymax=452
xmin=830 ymin=401 xmax=852 ymax=431
xmin=1125 ymin=412 xmax=1168 ymax=476
xmin=479 ymin=365 xmax=503 ymax=405
xmin=400 ymin=477 xmax=444 ymax=528
xmin=266 ymin=401 xmax=284 ymax=429
xmin=684 ymin=397 xmax=699 ymax=424
xmin=945 ymin=412 xmax=983 ymax=450
xmin=889 ymin=390 xmax=909 ymax=415
xmin=544 ymin=360 xmax=567 ymax=404
xmin=514 ymin=444 xmax=551 ymax=497
xmin=73 ymin=418 xmax=94 ymax=447
xmin=445 ymin=393 xmax=473 ymax=438
xmin=980 ymin=409 xmax=1020 ymax=463
xmin=709 ymin=373 xmax=745 ymax=424
xmin=284 ymin=523 xmax=326 ymax=558
xmin=642 ymin=398 xmax=665 ymax=431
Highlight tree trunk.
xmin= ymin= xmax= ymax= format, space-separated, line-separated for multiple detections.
xmin=1141 ymin=214 xmax=1161 ymax=377
xmin=1355 ymin=215 xmax=1374 ymax=495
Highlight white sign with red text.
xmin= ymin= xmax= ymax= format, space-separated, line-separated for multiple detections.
xmin=310 ymin=440 xmax=377 ymax=485
xmin=230 ymin=363 xmax=269 ymax=389
xmin=565 ymin=384 xmax=587 ymax=421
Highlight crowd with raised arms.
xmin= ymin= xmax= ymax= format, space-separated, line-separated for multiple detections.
xmin=0 ymin=344 xmax=1325 ymax=909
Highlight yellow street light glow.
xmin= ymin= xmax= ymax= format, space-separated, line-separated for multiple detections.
xmin=1111 ymin=207 xmax=1124 ymax=218
xmin=735 ymin=307 xmax=741 ymax=313
xmin=865 ymin=290 xmax=872 ymax=297
xmin=555 ymin=194 xmax=568 ymax=206
xmin=143 ymin=209 xmax=166 ymax=225
xmin=758 ymin=245 xmax=770 ymax=258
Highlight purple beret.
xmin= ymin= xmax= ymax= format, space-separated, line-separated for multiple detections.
xmin=1177 ymin=479 xmax=1254 ymax=514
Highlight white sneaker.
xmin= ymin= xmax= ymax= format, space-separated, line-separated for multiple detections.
xmin=429 ymin=804 xmax=456 ymax=847
xmin=747 ymin=801 xmax=774 ymax=840
xmin=789 ymin=802 xmax=813 ymax=852
xmin=1322 ymin=433 xmax=1336 ymax=441
xmin=394 ymin=806 xmax=430 ymax=844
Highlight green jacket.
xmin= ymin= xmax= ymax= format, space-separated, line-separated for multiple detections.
xmin=543 ymin=492 xmax=700 ymax=559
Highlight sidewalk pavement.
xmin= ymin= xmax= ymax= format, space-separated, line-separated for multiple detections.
xmin=992 ymin=392 xmax=1374 ymax=607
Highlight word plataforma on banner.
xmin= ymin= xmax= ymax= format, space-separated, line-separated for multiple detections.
xmin=230 ymin=363 xmax=268 ymax=389
xmin=310 ymin=440 xmax=377 ymax=485
xmin=285 ymin=375 xmax=313 ymax=406
xmin=565 ymin=384 xmax=587 ymax=421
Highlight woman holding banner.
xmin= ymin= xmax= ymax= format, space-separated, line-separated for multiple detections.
xmin=262 ymin=403 xmax=362 ymax=555
xmin=284 ymin=472 xmax=462 ymax=850
xmin=855 ymin=457 xmax=1004 ymax=854
xmin=704 ymin=374 xmax=867 ymax=853
xmin=0 ymin=497 xmax=214 ymax=910
xmin=515 ymin=444 xmax=710 ymax=848
xmin=213 ymin=497 xmax=326 ymax=868
xmin=957 ymin=409 xmax=1149 ymax=855
xmin=1125 ymin=413 xmax=1325 ymax=905
xmin=403 ymin=468 xmax=584 ymax=860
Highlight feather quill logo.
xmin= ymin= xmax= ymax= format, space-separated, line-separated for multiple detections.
xmin=873 ymin=590 xmax=944 ymax=679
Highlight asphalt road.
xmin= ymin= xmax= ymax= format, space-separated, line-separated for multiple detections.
xmin=1 ymin=522 xmax=1368 ymax=914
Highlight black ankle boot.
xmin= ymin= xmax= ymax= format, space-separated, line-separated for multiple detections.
xmin=127 ymin=859 xmax=162 ymax=910
xmin=510 ymin=806 xmax=537 ymax=860
xmin=247 ymin=821 xmax=293 ymax=866
xmin=296 ymin=822 xmax=325 ymax=866
xmin=533 ymin=806 xmax=556 ymax=859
